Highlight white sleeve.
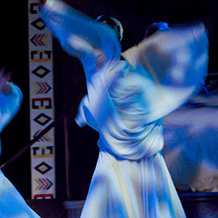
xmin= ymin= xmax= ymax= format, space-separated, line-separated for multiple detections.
xmin=41 ymin=0 xmax=121 ymax=75
xmin=122 ymin=23 xmax=209 ymax=123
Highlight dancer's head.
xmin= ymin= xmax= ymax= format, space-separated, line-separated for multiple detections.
xmin=96 ymin=15 xmax=124 ymax=41
xmin=145 ymin=22 xmax=171 ymax=37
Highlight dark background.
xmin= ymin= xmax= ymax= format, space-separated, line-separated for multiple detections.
xmin=0 ymin=0 xmax=217 ymax=200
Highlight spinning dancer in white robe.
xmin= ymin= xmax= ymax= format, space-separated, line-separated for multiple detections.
xmin=41 ymin=0 xmax=209 ymax=217
xmin=0 ymin=70 xmax=41 ymax=218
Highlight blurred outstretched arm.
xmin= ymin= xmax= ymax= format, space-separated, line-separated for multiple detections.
xmin=0 ymin=69 xmax=23 ymax=132
xmin=120 ymin=23 xmax=209 ymax=123
xmin=41 ymin=0 xmax=121 ymax=76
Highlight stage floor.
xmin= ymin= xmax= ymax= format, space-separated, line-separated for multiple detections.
xmin=26 ymin=192 xmax=218 ymax=218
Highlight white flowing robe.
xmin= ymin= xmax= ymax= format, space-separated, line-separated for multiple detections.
xmin=163 ymin=100 xmax=218 ymax=192
xmin=0 ymin=83 xmax=41 ymax=218
xmin=41 ymin=1 xmax=208 ymax=217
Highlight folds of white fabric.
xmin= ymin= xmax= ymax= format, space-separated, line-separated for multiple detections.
xmin=163 ymin=102 xmax=218 ymax=192
xmin=0 ymin=170 xmax=40 ymax=218
xmin=81 ymin=151 xmax=186 ymax=218
xmin=122 ymin=23 xmax=208 ymax=124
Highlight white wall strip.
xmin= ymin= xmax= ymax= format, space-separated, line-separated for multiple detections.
xmin=28 ymin=0 xmax=56 ymax=199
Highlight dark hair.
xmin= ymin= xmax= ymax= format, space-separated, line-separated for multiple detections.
xmin=145 ymin=22 xmax=171 ymax=38
xmin=96 ymin=15 xmax=122 ymax=41
xmin=145 ymin=24 xmax=160 ymax=37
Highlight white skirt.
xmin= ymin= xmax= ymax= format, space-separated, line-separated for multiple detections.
xmin=0 ymin=169 xmax=40 ymax=218
xmin=80 ymin=150 xmax=186 ymax=218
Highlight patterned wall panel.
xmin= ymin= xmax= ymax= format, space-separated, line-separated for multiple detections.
xmin=28 ymin=0 xmax=56 ymax=199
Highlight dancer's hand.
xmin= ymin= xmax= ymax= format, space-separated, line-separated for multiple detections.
xmin=0 ymin=68 xmax=12 ymax=94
